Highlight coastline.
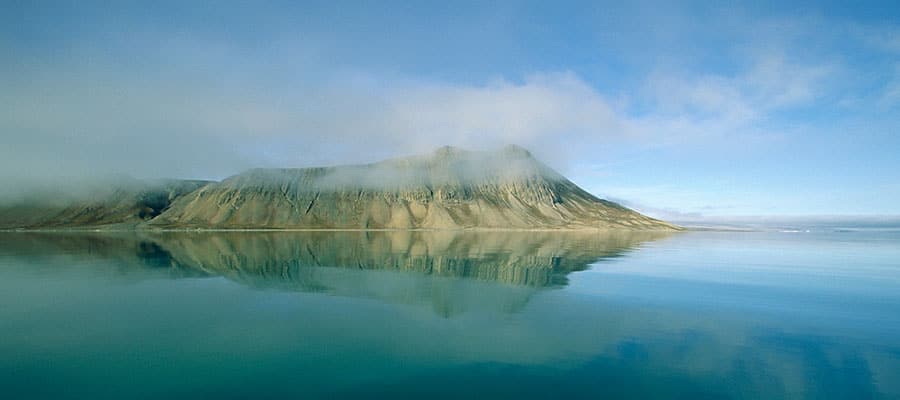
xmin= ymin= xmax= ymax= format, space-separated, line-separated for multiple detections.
xmin=0 ymin=226 xmax=686 ymax=233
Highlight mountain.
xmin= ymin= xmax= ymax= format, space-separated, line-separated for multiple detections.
xmin=0 ymin=145 xmax=677 ymax=230
xmin=0 ymin=178 xmax=208 ymax=229
xmin=148 ymin=145 xmax=676 ymax=230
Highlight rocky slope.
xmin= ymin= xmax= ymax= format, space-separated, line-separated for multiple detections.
xmin=148 ymin=145 xmax=677 ymax=230
xmin=0 ymin=179 xmax=208 ymax=229
xmin=0 ymin=146 xmax=677 ymax=230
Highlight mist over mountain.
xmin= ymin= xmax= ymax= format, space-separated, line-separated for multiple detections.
xmin=0 ymin=146 xmax=676 ymax=231
xmin=0 ymin=178 xmax=208 ymax=229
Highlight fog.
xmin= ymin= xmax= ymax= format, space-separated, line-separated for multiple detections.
xmin=0 ymin=3 xmax=639 ymax=198
xmin=7 ymin=2 xmax=890 ymax=216
xmin=222 ymin=145 xmax=567 ymax=194
xmin=0 ymin=68 xmax=627 ymax=199
xmin=0 ymin=66 xmax=621 ymax=205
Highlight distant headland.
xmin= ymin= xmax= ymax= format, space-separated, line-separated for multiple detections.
xmin=0 ymin=145 xmax=678 ymax=231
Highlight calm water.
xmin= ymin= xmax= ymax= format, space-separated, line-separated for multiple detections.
xmin=1 ymin=230 xmax=899 ymax=399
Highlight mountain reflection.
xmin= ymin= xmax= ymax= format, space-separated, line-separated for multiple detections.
xmin=0 ymin=230 xmax=671 ymax=315
xmin=2 ymin=230 xmax=896 ymax=398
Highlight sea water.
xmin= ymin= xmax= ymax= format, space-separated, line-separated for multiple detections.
xmin=1 ymin=229 xmax=898 ymax=399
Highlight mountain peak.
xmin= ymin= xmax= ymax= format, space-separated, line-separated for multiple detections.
xmin=501 ymin=144 xmax=533 ymax=158
xmin=429 ymin=144 xmax=534 ymax=159
xmin=433 ymin=145 xmax=465 ymax=157
xmin=0 ymin=145 xmax=677 ymax=231
xmin=144 ymin=145 xmax=677 ymax=230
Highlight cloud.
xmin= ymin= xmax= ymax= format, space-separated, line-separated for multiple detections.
xmin=597 ymin=184 xmax=740 ymax=218
xmin=632 ymin=52 xmax=833 ymax=147
xmin=877 ymin=63 xmax=900 ymax=108
xmin=1 ymin=49 xmax=831 ymax=189
xmin=852 ymin=24 xmax=900 ymax=54
xmin=351 ymin=73 xmax=628 ymax=164
xmin=0 ymin=69 xmax=633 ymax=183
xmin=0 ymin=5 xmax=882 ymax=217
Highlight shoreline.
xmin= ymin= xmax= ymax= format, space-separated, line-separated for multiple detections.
xmin=0 ymin=226 xmax=686 ymax=233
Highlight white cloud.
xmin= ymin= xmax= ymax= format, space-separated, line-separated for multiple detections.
xmin=852 ymin=24 xmax=900 ymax=54
xmin=634 ymin=53 xmax=832 ymax=145
xmin=878 ymin=63 xmax=900 ymax=108
xmin=0 ymin=51 xmax=833 ymax=187
xmin=0 ymin=71 xmax=632 ymax=181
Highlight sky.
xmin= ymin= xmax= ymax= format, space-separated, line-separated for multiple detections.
xmin=1 ymin=0 xmax=899 ymax=218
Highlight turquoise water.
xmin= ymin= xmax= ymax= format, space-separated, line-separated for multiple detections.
xmin=1 ymin=230 xmax=898 ymax=399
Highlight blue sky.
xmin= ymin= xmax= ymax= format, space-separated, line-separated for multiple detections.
xmin=2 ymin=1 xmax=899 ymax=217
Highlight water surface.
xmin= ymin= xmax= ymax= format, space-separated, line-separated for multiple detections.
xmin=1 ymin=230 xmax=898 ymax=399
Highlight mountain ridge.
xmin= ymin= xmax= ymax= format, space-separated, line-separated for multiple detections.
xmin=1 ymin=146 xmax=679 ymax=231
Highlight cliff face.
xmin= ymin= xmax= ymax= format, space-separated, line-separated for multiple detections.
xmin=0 ymin=146 xmax=677 ymax=230
xmin=148 ymin=145 xmax=676 ymax=230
